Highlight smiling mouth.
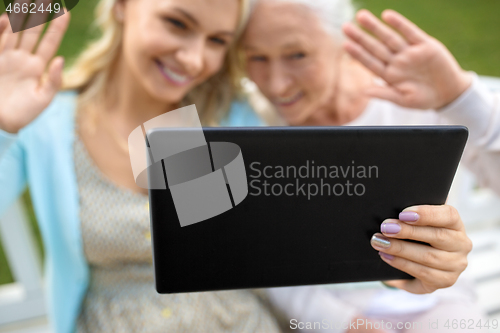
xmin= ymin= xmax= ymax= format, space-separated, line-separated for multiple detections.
xmin=274 ymin=92 xmax=304 ymax=107
xmin=155 ymin=60 xmax=192 ymax=86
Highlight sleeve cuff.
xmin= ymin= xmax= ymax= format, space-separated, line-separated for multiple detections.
xmin=0 ymin=128 xmax=18 ymax=157
xmin=437 ymin=72 xmax=497 ymax=142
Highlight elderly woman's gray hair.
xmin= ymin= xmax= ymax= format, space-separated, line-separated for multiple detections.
xmin=250 ymin=0 xmax=355 ymax=39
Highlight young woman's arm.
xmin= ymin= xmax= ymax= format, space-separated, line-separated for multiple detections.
xmin=0 ymin=11 xmax=70 ymax=215
xmin=0 ymin=130 xmax=27 ymax=217
xmin=0 ymin=128 xmax=16 ymax=157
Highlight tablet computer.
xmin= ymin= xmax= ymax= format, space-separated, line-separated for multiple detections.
xmin=147 ymin=126 xmax=467 ymax=294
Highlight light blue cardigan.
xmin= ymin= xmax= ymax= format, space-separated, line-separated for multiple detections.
xmin=0 ymin=91 xmax=264 ymax=333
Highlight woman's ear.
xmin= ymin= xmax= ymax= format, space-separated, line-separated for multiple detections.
xmin=114 ymin=0 xmax=126 ymax=22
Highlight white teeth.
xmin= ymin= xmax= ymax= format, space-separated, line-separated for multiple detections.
xmin=160 ymin=63 xmax=190 ymax=84
xmin=275 ymin=92 xmax=303 ymax=105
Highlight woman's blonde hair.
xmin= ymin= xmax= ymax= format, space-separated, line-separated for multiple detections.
xmin=63 ymin=0 xmax=251 ymax=126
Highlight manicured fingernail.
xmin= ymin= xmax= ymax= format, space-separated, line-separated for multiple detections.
xmin=381 ymin=222 xmax=401 ymax=234
xmin=371 ymin=234 xmax=391 ymax=249
xmin=379 ymin=251 xmax=394 ymax=260
xmin=399 ymin=211 xmax=419 ymax=222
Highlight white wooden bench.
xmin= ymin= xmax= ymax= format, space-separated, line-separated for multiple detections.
xmin=0 ymin=201 xmax=50 ymax=332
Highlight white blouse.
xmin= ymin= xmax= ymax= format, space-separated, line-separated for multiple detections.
xmin=260 ymin=73 xmax=500 ymax=332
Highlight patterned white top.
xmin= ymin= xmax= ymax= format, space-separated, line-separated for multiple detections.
xmin=74 ymin=131 xmax=282 ymax=333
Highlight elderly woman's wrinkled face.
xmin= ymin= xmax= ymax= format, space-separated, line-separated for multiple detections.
xmin=242 ymin=1 xmax=342 ymax=124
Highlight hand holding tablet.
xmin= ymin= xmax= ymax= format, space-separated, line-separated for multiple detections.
xmin=377 ymin=204 xmax=472 ymax=294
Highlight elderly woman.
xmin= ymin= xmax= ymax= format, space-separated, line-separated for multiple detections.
xmin=239 ymin=0 xmax=500 ymax=332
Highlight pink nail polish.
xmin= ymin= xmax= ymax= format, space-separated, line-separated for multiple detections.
xmin=379 ymin=251 xmax=394 ymax=260
xmin=381 ymin=222 xmax=401 ymax=234
xmin=399 ymin=211 xmax=419 ymax=223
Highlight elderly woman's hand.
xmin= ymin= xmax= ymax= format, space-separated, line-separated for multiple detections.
xmin=342 ymin=9 xmax=472 ymax=110
xmin=370 ymin=205 xmax=473 ymax=294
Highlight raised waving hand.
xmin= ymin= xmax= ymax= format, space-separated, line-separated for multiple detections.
xmin=343 ymin=9 xmax=472 ymax=110
xmin=0 ymin=7 xmax=70 ymax=134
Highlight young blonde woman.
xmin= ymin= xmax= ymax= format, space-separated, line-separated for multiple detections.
xmin=238 ymin=0 xmax=500 ymax=332
xmin=0 ymin=0 xmax=280 ymax=332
